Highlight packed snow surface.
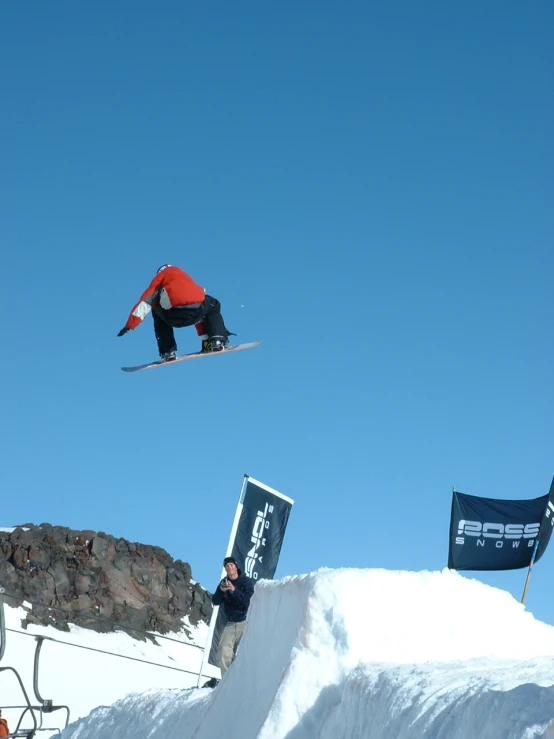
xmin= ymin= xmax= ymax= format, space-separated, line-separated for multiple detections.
xmin=3 ymin=568 xmax=554 ymax=738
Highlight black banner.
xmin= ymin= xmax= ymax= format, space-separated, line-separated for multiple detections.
xmin=208 ymin=477 xmax=294 ymax=666
xmin=448 ymin=477 xmax=554 ymax=571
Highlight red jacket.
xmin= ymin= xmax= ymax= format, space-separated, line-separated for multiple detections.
xmin=0 ymin=718 xmax=10 ymax=738
xmin=124 ymin=267 xmax=206 ymax=331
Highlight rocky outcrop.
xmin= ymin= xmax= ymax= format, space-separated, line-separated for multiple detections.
xmin=0 ymin=524 xmax=212 ymax=640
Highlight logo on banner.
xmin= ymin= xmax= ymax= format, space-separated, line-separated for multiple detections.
xmin=455 ymin=519 xmax=540 ymax=548
xmin=543 ymin=501 xmax=554 ymax=528
xmin=245 ymin=502 xmax=273 ymax=579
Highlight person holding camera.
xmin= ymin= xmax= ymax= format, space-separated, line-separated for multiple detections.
xmin=212 ymin=556 xmax=255 ymax=674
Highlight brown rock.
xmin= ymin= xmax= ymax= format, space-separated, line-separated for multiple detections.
xmin=0 ymin=523 xmax=213 ymax=639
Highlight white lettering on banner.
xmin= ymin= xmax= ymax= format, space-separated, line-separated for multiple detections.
xmin=456 ymin=535 xmax=535 ymax=549
xmin=544 ymin=502 xmax=554 ymax=527
xmin=245 ymin=502 xmax=274 ymax=579
xmin=456 ymin=519 xmax=540 ymax=548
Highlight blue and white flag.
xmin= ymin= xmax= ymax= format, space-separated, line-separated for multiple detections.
xmin=448 ymin=477 xmax=554 ymax=571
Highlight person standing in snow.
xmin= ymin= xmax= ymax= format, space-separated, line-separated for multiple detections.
xmin=117 ymin=265 xmax=233 ymax=361
xmin=212 ymin=556 xmax=255 ymax=675
xmin=0 ymin=709 xmax=10 ymax=738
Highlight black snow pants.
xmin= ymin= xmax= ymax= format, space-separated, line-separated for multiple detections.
xmin=152 ymin=295 xmax=228 ymax=355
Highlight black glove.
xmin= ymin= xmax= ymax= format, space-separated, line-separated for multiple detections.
xmin=117 ymin=327 xmax=130 ymax=337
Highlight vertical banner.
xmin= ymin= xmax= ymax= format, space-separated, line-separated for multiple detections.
xmin=233 ymin=477 xmax=294 ymax=582
xmin=536 ymin=477 xmax=554 ymax=560
xmin=448 ymin=477 xmax=554 ymax=571
xmin=198 ymin=476 xmax=294 ymax=680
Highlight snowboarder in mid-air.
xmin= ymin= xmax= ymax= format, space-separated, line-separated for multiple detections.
xmin=117 ymin=265 xmax=233 ymax=361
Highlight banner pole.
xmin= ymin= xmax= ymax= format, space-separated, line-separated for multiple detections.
xmin=196 ymin=475 xmax=248 ymax=687
xmin=520 ymin=539 xmax=539 ymax=605
xmin=522 ymin=477 xmax=554 ymax=605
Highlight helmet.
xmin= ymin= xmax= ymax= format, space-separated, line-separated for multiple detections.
xmin=156 ymin=264 xmax=172 ymax=274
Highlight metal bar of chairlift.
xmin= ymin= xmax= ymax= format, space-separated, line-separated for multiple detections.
xmin=32 ymin=636 xmax=70 ymax=729
xmin=1 ymin=590 xmax=70 ymax=735
xmin=1 ymin=592 xmax=37 ymax=737
xmin=0 ymin=587 xmax=6 ymax=663
xmin=0 ymin=667 xmax=38 ymax=739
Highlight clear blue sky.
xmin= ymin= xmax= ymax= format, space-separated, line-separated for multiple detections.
xmin=2 ymin=2 xmax=553 ymax=620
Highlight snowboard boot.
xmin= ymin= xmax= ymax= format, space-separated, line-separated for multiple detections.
xmin=160 ymin=349 xmax=177 ymax=362
xmin=201 ymin=336 xmax=229 ymax=353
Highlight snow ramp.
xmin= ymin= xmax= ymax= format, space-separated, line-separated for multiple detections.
xmin=62 ymin=568 xmax=554 ymax=738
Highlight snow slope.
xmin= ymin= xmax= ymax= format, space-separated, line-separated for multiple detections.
xmin=0 ymin=596 xmax=219 ymax=737
xmin=59 ymin=568 xmax=554 ymax=738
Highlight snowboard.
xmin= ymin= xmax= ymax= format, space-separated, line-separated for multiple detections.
xmin=121 ymin=341 xmax=262 ymax=373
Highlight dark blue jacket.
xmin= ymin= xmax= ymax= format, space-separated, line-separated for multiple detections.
xmin=212 ymin=572 xmax=255 ymax=622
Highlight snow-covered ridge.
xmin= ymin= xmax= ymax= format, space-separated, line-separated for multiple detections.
xmin=60 ymin=568 xmax=554 ymax=738
xmin=0 ymin=598 xmax=219 ymax=738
